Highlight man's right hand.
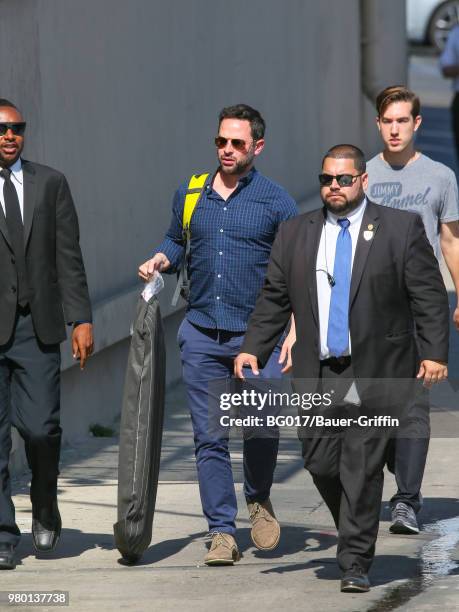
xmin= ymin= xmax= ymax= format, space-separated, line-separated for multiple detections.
xmin=138 ymin=252 xmax=170 ymax=281
xmin=234 ymin=353 xmax=259 ymax=379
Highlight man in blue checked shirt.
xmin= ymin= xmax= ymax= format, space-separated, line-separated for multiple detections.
xmin=138 ymin=104 xmax=297 ymax=565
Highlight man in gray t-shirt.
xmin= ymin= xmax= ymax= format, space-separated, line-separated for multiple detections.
xmin=367 ymin=153 xmax=458 ymax=260
xmin=367 ymin=86 xmax=459 ymax=537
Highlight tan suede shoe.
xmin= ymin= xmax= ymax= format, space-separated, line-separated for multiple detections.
xmin=204 ymin=532 xmax=240 ymax=566
xmin=247 ymin=499 xmax=280 ymax=551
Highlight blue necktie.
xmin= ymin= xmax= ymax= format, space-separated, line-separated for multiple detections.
xmin=327 ymin=218 xmax=351 ymax=357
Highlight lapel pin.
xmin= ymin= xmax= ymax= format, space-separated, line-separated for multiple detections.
xmin=367 ymin=224 xmax=374 ymax=231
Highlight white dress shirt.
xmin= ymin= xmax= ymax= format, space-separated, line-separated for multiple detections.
xmin=440 ymin=25 xmax=459 ymax=92
xmin=0 ymin=157 xmax=24 ymax=221
xmin=316 ymin=198 xmax=367 ymax=360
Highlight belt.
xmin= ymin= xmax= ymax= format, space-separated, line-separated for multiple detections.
xmin=17 ymin=303 xmax=30 ymax=316
xmin=320 ymin=356 xmax=351 ymax=367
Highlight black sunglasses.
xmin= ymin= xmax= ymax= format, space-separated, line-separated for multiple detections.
xmin=215 ymin=136 xmax=253 ymax=151
xmin=0 ymin=122 xmax=26 ymax=136
xmin=319 ymin=173 xmax=363 ymax=187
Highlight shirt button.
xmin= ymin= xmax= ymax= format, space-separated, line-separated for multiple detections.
xmin=216 ymin=296 xmax=220 ymax=300
xmin=219 ymin=251 xmax=223 ymax=255
xmin=217 ymin=274 xmax=221 ymax=278
xmin=220 ymin=228 xmax=224 ymax=233
xmin=223 ymin=207 xmax=227 ymax=211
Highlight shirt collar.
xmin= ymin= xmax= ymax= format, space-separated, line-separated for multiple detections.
xmin=326 ymin=197 xmax=367 ymax=226
xmin=6 ymin=157 xmax=23 ymax=186
xmin=207 ymin=166 xmax=257 ymax=196
xmin=238 ymin=166 xmax=257 ymax=186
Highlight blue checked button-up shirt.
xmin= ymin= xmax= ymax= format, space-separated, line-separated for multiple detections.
xmin=155 ymin=168 xmax=298 ymax=331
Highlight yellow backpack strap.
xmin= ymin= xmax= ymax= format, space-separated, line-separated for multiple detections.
xmin=171 ymin=172 xmax=209 ymax=307
xmin=183 ymin=173 xmax=209 ymax=232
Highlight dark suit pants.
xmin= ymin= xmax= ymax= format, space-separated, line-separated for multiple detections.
xmin=0 ymin=309 xmax=61 ymax=546
xmin=300 ymin=360 xmax=390 ymax=573
xmin=303 ymin=428 xmax=388 ymax=574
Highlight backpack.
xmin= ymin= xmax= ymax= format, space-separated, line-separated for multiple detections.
xmin=171 ymin=173 xmax=209 ymax=306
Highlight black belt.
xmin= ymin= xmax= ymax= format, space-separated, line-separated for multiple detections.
xmin=17 ymin=303 xmax=30 ymax=316
xmin=320 ymin=356 xmax=351 ymax=367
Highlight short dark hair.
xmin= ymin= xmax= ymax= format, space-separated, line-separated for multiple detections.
xmin=218 ymin=104 xmax=265 ymax=140
xmin=322 ymin=144 xmax=366 ymax=173
xmin=376 ymin=85 xmax=420 ymax=119
xmin=0 ymin=98 xmax=18 ymax=111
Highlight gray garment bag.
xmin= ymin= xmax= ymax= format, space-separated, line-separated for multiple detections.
xmin=114 ymin=295 xmax=166 ymax=563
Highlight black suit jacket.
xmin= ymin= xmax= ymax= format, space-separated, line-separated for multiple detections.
xmin=241 ymin=200 xmax=449 ymax=380
xmin=0 ymin=160 xmax=92 ymax=345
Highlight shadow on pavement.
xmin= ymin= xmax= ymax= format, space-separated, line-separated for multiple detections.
xmin=15 ymin=529 xmax=116 ymax=564
xmin=238 ymin=525 xmax=337 ymax=558
xmin=130 ymin=530 xmax=207 ymax=566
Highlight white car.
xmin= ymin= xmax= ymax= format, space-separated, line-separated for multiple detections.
xmin=407 ymin=0 xmax=459 ymax=50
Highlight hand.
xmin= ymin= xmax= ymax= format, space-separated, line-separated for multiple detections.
xmin=72 ymin=323 xmax=94 ymax=370
xmin=234 ymin=353 xmax=259 ymax=379
xmin=453 ymin=305 xmax=459 ymax=331
xmin=138 ymin=253 xmax=170 ymax=281
xmin=416 ymin=359 xmax=448 ymax=388
xmin=279 ymin=328 xmax=296 ymax=374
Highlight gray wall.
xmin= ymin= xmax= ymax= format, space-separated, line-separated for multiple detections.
xmin=0 ymin=0 xmax=406 ymax=466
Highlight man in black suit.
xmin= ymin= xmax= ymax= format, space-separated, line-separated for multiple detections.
xmin=235 ymin=144 xmax=449 ymax=592
xmin=0 ymin=99 xmax=93 ymax=569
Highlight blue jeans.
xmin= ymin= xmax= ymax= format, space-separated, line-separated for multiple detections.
xmin=178 ymin=318 xmax=282 ymax=535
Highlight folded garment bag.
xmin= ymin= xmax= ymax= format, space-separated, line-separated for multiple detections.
xmin=114 ymin=277 xmax=166 ymax=563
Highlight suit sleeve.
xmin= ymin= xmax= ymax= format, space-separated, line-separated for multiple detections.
xmin=241 ymin=222 xmax=293 ymax=368
xmin=55 ymin=174 xmax=92 ymax=324
xmin=404 ymin=214 xmax=449 ymax=362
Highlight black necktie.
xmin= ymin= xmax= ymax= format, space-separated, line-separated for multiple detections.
xmin=1 ymin=168 xmax=29 ymax=306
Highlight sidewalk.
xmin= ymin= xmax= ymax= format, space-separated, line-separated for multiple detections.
xmin=4 ymin=379 xmax=459 ymax=612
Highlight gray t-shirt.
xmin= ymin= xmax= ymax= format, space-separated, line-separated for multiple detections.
xmin=366 ymin=153 xmax=459 ymax=259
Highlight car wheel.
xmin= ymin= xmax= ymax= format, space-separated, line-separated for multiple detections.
xmin=427 ymin=0 xmax=459 ymax=51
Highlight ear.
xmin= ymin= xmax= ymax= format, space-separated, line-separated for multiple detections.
xmin=361 ymin=171 xmax=369 ymax=191
xmin=376 ymin=116 xmax=381 ymax=132
xmin=253 ymin=138 xmax=265 ymax=156
xmin=413 ymin=114 xmax=422 ymax=132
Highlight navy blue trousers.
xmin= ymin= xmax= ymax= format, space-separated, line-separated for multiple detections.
xmin=178 ymin=318 xmax=282 ymax=535
xmin=0 ymin=310 xmax=61 ymax=546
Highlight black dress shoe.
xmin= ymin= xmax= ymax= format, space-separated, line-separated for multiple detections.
xmin=341 ymin=567 xmax=370 ymax=592
xmin=0 ymin=543 xmax=16 ymax=570
xmin=32 ymin=507 xmax=62 ymax=552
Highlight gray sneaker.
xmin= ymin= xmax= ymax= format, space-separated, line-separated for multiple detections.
xmin=390 ymin=502 xmax=419 ymax=534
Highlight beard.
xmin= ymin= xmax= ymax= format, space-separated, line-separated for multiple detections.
xmin=322 ymin=190 xmax=364 ymax=216
xmin=219 ymin=149 xmax=255 ymax=176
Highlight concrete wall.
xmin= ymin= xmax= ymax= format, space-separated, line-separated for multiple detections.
xmin=0 ymin=0 xmax=406 ymax=470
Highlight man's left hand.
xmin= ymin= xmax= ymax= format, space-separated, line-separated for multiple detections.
xmin=416 ymin=359 xmax=448 ymax=388
xmin=72 ymin=323 xmax=94 ymax=369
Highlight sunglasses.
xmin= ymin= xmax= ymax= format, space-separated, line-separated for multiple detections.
xmin=214 ymin=136 xmax=253 ymax=151
xmin=0 ymin=122 xmax=26 ymax=136
xmin=319 ymin=173 xmax=363 ymax=187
